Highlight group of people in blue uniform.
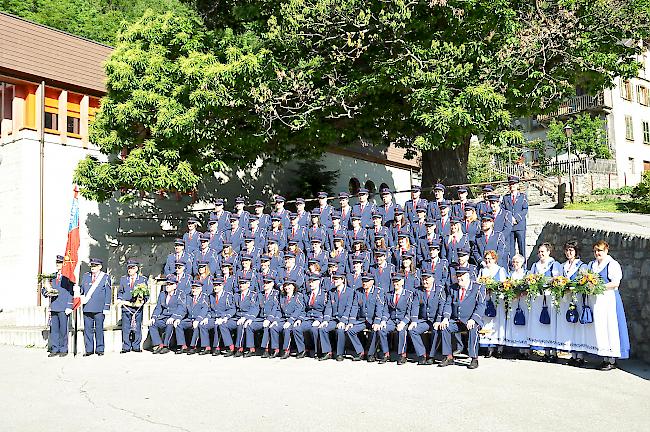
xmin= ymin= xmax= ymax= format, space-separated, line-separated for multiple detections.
xmin=44 ymin=175 xmax=630 ymax=370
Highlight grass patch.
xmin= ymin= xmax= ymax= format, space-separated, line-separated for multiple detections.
xmin=564 ymin=198 xmax=649 ymax=213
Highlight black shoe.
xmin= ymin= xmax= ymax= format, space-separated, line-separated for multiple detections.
xmin=351 ymin=353 xmax=363 ymax=362
xmin=48 ymin=352 xmax=59 ymax=358
xmin=296 ymin=351 xmax=306 ymax=359
xmin=425 ymin=357 xmax=436 ymax=365
xmin=567 ymin=358 xmax=578 ymax=367
xmin=367 ymin=354 xmax=377 ymax=363
xmin=120 ymin=349 xmax=130 ymax=354
xmin=438 ymin=357 xmax=455 ymax=367
xmin=159 ymin=347 xmax=170 ymax=354
xmin=152 ymin=346 xmax=160 ymax=354
xmin=576 ymin=358 xmax=586 ymax=368
xmin=223 ymin=350 xmax=235 ymax=357
xmin=548 ymin=355 xmax=558 ymax=363
xmin=261 ymin=351 xmax=270 ymax=359
xmin=319 ymin=352 xmax=333 ymax=361
xmin=243 ymin=350 xmax=254 ymax=358
xmin=516 ymin=352 xmax=530 ymax=360
xmin=59 ymin=352 xmax=68 ymax=357
xmin=212 ymin=349 xmax=221 ymax=356
xmin=198 ymin=348 xmax=211 ymax=356
xmin=175 ymin=348 xmax=187 ymax=355
xmin=378 ymin=354 xmax=389 ymax=364
xmin=97 ymin=352 xmax=104 ymax=356
xmin=484 ymin=349 xmax=493 ymax=358
xmin=269 ymin=350 xmax=279 ymax=359
xmin=494 ymin=350 xmax=503 ymax=359
xmin=467 ymin=358 xmax=479 ymax=369
xmin=599 ymin=361 xmax=616 ymax=371
xmin=335 ymin=355 xmax=344 ymax=362
xmin=417 ymin=356 xmax=427 ymax=365
xmin=453 ymin=349 xmax=463 ymax=355
xmin=397 ymin=355 xmax=407 ymax=365
xmin=83 ymin=353 xmax=93 ymax=357
xmin=234 ymin=350 xmax=243 ymax=358
xmin=281 ymin=351 xmax=291 ymax=360
xmin=133 ymin=349 xmax=142 ymax=353
xmin=187 ymin=348 xmax=197 ymax=355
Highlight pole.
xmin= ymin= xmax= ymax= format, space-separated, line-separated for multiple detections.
xmin=37 ymin=81 xmax=45 ymax=306
xmin=567 ymin=137 xmax=574 ymax=203
xmin=73 ymin=308 xmax=78 ymax=356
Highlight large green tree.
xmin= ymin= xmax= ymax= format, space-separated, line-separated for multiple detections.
xmin=72 ymin=0 xmax=650 ymax=201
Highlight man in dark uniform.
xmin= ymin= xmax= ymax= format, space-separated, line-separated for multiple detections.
xmin=183 ymin=217 xmax=202 ymax=255
xmin=472 ymin=214 xmax=509 ymax=269
xmin=210 ymin=199 xmax=231 ymax=232
xmin=164 ymin=238 xmax=191 ymax=275
xmin=377 ymin=188 xmax=396 ymax=226
xmin=316 ymin=192 xmax=334 ymax=229
xmin=117 ymin=259 xmax=148 ymax=353
xmin=43 ymin=255 xmax=74 ymax=357
xmin=80 ymin=258 xmax=112 ymax=356
xmin=337 ymin=192 xmax=353 ymax=230
xmin=294 ymin=198 xmax=310 ymax=228
xmin=347 ymin=273 xmax=384 ymax=361
xmin=476 ymin=185 xmax=494 ymax=217
xmin=318 ymin=272 xmax=354 ymax=361
xmin=408 ymin=272 xmax=446 ymax=365
xmin=353 ymin=188 xmax=375 ymax=229
xmin=439 ymin=267 xmax=486 ymax=369
xmin=379 ymin=274 xmax=414 ymax=365
xmin=405 ymin=185 xmax=427 ymax=225
xmin=172 ymin=281 xmax=208 ymax=354
xmin=199 ymin=276 xmax=235 ymax=355
xmin=501 ymin=175 xmax=528 ymax=258
xmin=427 ymin=183 xmax=446 ymax=221
xmin=253 ymin=200 xmax=271 ymax=231
xmin=149 ymin=274 xmax=183 ymax=354
xmin=452 ymin=186 xmax=470 ymax=219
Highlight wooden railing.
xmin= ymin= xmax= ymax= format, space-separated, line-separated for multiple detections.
xmin=536 ymin=93 xmax=608 ymax=122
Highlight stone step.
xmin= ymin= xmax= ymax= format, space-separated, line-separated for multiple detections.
xmin=0 ymin=326 xmax=128 ymax=353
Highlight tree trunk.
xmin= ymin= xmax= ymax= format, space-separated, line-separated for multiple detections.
xmin=420 ymin=138 xmax=470 ymax=199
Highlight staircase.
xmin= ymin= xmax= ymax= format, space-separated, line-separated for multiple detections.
xmin=491 ymin=159 xmax=558 ymax=204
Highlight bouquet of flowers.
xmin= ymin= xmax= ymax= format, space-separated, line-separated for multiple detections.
xmin=523 ymin=273 xmax=548 ymax=295
xmin=38 ymin=273 xmax=59 ymax=297
xmin=478 ymin=276 xmax=501 ymax=293
xmin=130 ymin=283 xmax=149 ymax=306
xmin=499 ymin=278 xmax=520 ymax=304
xmin=574 ymin=270 xmax=606 ymax=297
xmin=549 ymin=275 xmax=574 ymax=309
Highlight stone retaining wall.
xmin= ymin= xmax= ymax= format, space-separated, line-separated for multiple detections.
xmin=529 ymin=222 xmax=650 ymax=363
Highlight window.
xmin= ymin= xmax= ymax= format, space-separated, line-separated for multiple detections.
xmin=364 ymin=180 xmax=376 ymax=195
xmin=348 ymin=177 xmax=360 ymax=195
xmin=67 ymin=116 xmax=80 ymax=135
xmin=629 ymin=158 xmax=636 ymax=175
xmin=1 ymin=82 xmax=13 ymax=136
xmin=644 ymin=122 xmax=650 ymax=144
xmin=644 ymin=160 xmax=650 ymax=172
xmin=379 ymin=182 xmax=389 ymax=192
xmin=638 ymin=86 xmax=649 ymax=106
xmin=620 ymin=80 xmax=633 ymax=101
xmin=44 ymin=112 xmax=58 ymax=130
xmin=625 ymin=115 xmax=634 ymax=140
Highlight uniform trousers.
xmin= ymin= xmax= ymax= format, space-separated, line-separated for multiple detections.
xmin=218 ymin=318 xmax=245 ymax=348
xmin=269 ymin=319 xmax=293 ymax=350
xmin=83 ymin=312 xmax=105 ymax=354
xmin=346 ymin=321 xmax=379 ymax=355
xmin=442 ymin=320 xmax=480 ymax=358
xmin=245 ymin=319 xmax=273 ymax=349
xmin=121 ymin=307 xmax=143 ymax=351
xmin=379 ymin=319 xmax=408 ymax=354
xmin=149 ymin=318 xmax=174 ymax=346
xmin=318 ymin=319 xmax=346 ymax=355
xmin=175 ymin=319 xmax=200 ymax=346
xmin=293 ymin=319 xmax=320 ymax=353
xmin=409 ymin=321 xmax=440 ymax=357
xmin=49 ymin=311 xmax=69 ymax=353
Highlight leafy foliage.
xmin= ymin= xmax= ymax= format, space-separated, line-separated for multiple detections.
xmin=0 ymin=0 xmax=195 ymax=45
xmin=632 ymin=170 xmax=650 ymax=211
xmin=283 ymin=159 xmax=340 ymax=204
xmin=592 ymin=186 xmax=634 ymax=195
xmin=58 ymin=0 xmax=650 ymax=200
xmin=546 ymin=113 xmax=611 ymax=159
xmin=467 ymin=140 xmax=509 ymax=185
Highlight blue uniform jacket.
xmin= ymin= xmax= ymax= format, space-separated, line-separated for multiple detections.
xmin=492 ymin=208 xmax=514 ymax=239
xmin=443 ymin=281 xmax=486 ymax=327
xmin=208 ymin=291 xmax=236 ymax=319
xmin=183 ymin=231 xmax=202 ymax=254
xmin=173 ymin=292 xmax=209 ymax=321
xmin=337 ymin=206 xmax=353 ymax=230
xmin=285 ymin=225 xmax=309 ymax=252
xmin=43 ymin=273 xmax=74 ymax=312
xmin=405 ymin=198 xmax=428 ymax=225
xmin=462 ymin=219 xmax=481 ymax=240
xmin=382 ymin=289 xmax=415 ymax=324
xmin=452 ymin=201 xmax=470 ymax=219
xmin=255 ymin=213 xmax=271 ymax=232
xmin=222 ymin=227 xmax=244 ymax=253
xmin=412 ymin=286 xmax=446 ymax=323
xmin=80 ymin=272 xmax=112 ymax=313
xmin=164 ymin=252 xmax=192 ymax=275
xmin=377 ymin=203 xmax=396 ymax=227
xmin=117 ymin=274 xmax=149 ymax=307
xmin=257 ymin=289 xmax=280 ymax=321
xmin=444 ymin=235 xmax=470 ymax=265
xmin=420 ymin=258 xmax=450 ymax=288
xmin=279 ymin=294 xmax=304 ymax=323
xmin=151 ymin=290 xmax=183 ymax=320
xmin=325 ymin=285 xmax=354 ymax=323
xmin=326 ymin=227 xmax=350 ymax=251
xmin=350 ymin=287 xmax=384 ymax=325
xmin=175 ymin=273 xmax=193 ymax=295
xmin=317 ymin=204 xmax=334 ymax=229
xmin=389 ymin=221 xmax=414 ymax=246
xmin=502 ymin=193 xmax=528 ymax=232
xmin=370 ymin=262 xmax=396 ymax=293
xmin=367 ymin=226 xmax=394 ymax=249
xmin=471 ymin=230 xmax=509 ymax=268
xmin=234 ymin=290 xmax=260 ymax=320
xmin=352 ymin=202 xmax=376 ymax=229
xmin=209 ymin=210 xmax=232 ymax=233
xmin=266 ymin=229 xmax=287 ymax=251
xmin=435 ymin=216 xmax=452 ymax=240
xmin=205 ymin=231 xmax=224 ymax=254
xmin=301 ymin=289 xmax=328 ymax=321
xmin=192 ymin=248 xmax=219 ymax=275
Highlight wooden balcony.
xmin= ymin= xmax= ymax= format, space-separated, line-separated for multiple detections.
xmin=536 ymin=93 xmax=610 ymax=122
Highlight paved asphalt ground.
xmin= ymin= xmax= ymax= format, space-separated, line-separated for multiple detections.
xmin=1 ymin=346 xmax=648 ymax=432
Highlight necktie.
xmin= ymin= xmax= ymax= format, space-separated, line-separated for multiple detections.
xmin=241 ymin=293 xmax=245 ymax=302
xmin=460 ymin=287 xmax=466 ymax=302
xmin=286 ymin=296 xmax=291 ymax=305
xmin=216 ymin=293 xmax=220 ymax=304
xmin=130 ymin=277 xmax=134 ymax=289
xmin=427 ymin=290 xmax=431 ymax=299
xmin=309 ymin=292 xmax=316 ymax=306
xmin=56 ymin=273 xmax=61 ymax=284
xmin=193 ymin=296 xmax=197 ymax=305
xmin=394 ymin=293 xmax=400 ymax=305
xmin=292 ymin=228 xmax=296 ymax=237
xmin=512 ymin=194 xmax=516 ymax=203
xmin=166 ymin=294 xmax=171 ymax=305
xmin=92 ymin=274 xmax=96 ymax=284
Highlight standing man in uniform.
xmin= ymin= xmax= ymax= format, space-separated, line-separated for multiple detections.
xmin=80 ymin=258 xmax=112 ymax=356
xmin=353 ymin=188 xmax=375 ymax=229
xmin=405 ymin=185 xmax=427 ymax=225
xmin=502 ymin=175 xmax=528 ymax=258
xmin=316 ymin=192 xmax=334 ymax=229
xmin=183 ymin=217 xmax=202 ymax=255
xmin=116 ymin=259 xmax=148 ymax=353
xmin=44 ymin=255 xmax=74 ymax=357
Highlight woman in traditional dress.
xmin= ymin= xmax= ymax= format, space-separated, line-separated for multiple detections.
xmin=586 ymin=240 xmax=630 ymax=370
xmin=559 ymin=240 xmax=588 ymax=367
xmin=527 ymin=242 xmax=563 ymax=362
xmin=478 ymin=250 xmax=507 ymax=357
xmin=505 ymin=254 xmax=529 ymax=358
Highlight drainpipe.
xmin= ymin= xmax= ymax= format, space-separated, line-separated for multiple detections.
xmin=37 ymin=81 xmax=45 ymax=307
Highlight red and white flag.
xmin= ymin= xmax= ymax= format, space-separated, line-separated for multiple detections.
xmin=62 ymin=186 xmax=81 ymax=309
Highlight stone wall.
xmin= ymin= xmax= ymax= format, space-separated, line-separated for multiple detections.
xmin=529 ymin=222 xmax=650 ymax=363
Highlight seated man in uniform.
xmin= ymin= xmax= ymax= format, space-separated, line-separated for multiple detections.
xmin=149 ymin=275 xmax=183 ymax=354
xmin=439 ymin=267 xmax=486 ymax=369
xmin=172 ymin=281 xmax=209 ymax=354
